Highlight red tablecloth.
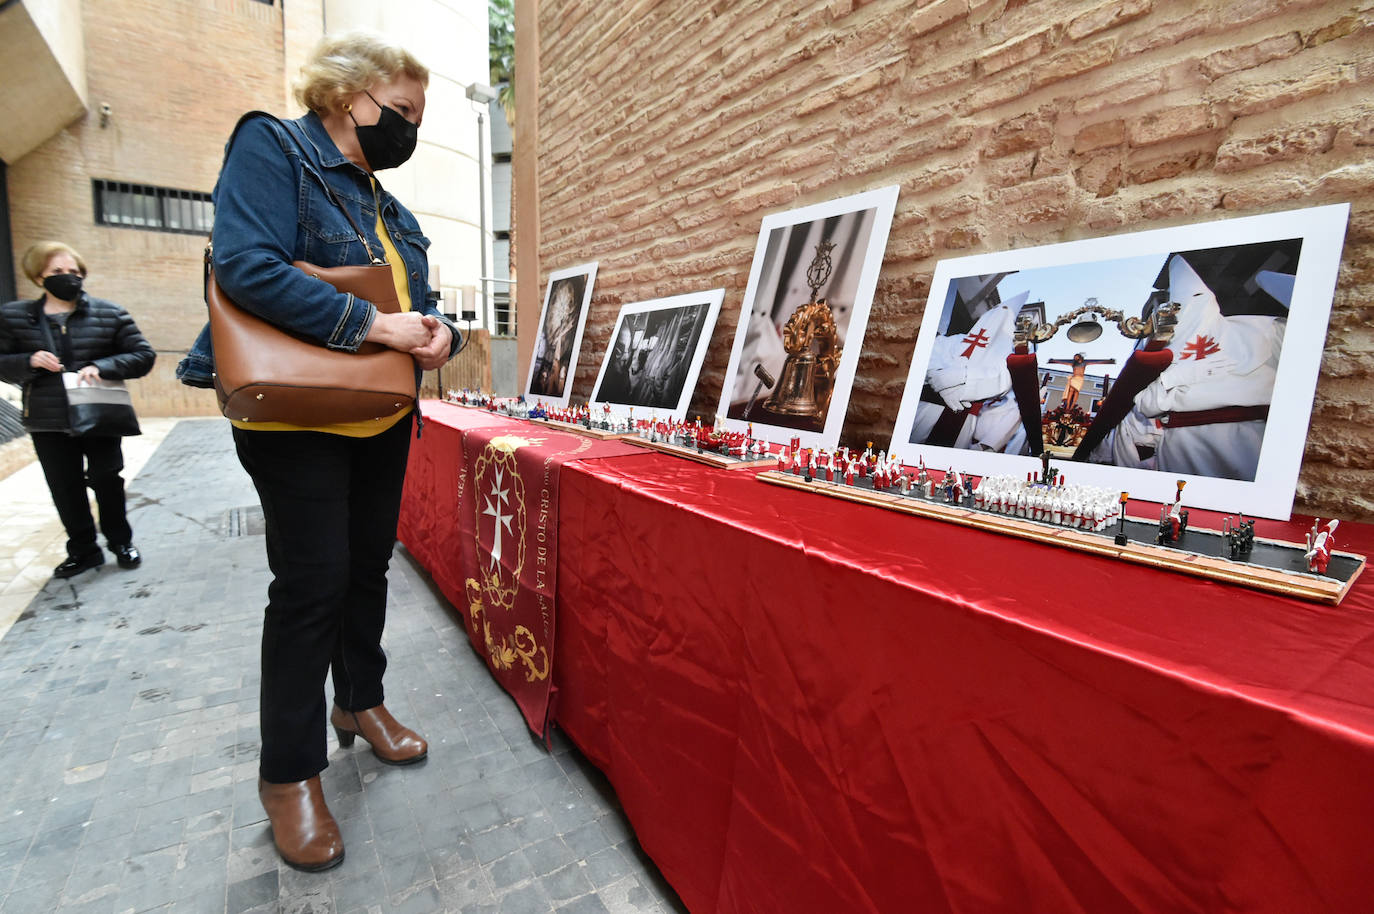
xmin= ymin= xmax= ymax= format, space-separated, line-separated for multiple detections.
xmin=401 ymin=404 xmax=1374 ymax=914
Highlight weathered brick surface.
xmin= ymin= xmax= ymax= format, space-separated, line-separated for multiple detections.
xmin=1200 ymin=31 xmax=1303 ymax=79
xmin=1128 ymin=104 xmax=1221 ymax=148
xmin=1066 ymin=0 xmax=1154 ymax=42
xmin=533 ymin=0 xmax=1374 ymax=519
xmin=1074 ymin=119 xmax=1126 ymax=154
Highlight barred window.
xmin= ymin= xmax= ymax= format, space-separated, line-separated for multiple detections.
xmin=92 ymin=180 xmax=214 ymax=235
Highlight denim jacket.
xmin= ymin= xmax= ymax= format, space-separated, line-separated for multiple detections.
xmin=177 ymin=111 xmax=460 ymax=388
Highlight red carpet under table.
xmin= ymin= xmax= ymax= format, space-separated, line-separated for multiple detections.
xmin=401 ymin=402 xmax=1374 ymax=914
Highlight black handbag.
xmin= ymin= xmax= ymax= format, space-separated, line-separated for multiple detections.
xmin=63 ymin=373 xmax=141 ymax=437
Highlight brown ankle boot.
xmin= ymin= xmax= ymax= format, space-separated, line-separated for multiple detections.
xmin=330 ymin=703 xmax=428 ymax=765
xmin=258 ymin=776 xmax=344 ymax=871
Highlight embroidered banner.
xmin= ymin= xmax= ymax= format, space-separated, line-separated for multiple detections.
xmin=401 ymin=404 xmax=643 ymax=736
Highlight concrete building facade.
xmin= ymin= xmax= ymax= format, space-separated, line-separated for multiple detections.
xmin=3 ymin=0 xmax=493 ymax=415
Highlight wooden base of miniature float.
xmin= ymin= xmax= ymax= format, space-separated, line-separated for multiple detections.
xmin=757 ymin=469 xmax=1365 ymax=605
xmin=635 ymin=437 xmax=779 ymax=470
xmin=530 ymin=418 xmax=635 ymax=440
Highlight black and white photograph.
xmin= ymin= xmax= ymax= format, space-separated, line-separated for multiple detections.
xmin=590 ymin=290 xmax=723 ymax=420
xmin=716 ymin=186 xmax=899 ymax=449
xmin=525 ymin=262 xmax=597 ymax=406
xmin=889 ymin=204 xmax=1350 ymax=519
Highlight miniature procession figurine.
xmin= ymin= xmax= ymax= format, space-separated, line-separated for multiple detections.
xmin=1039 ymin=450 xmax=1056 ymax=488
xmin=1114 ymin=492 xmax=1130 ymax=546
xmin=1223 ymin=514 xmax=1256 ymax=559
xmin=1157 ymin=480 xmax=1190 ymax=545
xmin=1305 ymin=518 xmax=1339 ymax=575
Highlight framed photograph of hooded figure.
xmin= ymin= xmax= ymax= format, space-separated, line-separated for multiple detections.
xmin=888 ymin=204 xmax=1349 ymax=519
xmin=589 ymin=289 xmax=724 ymax=421
xmin=525 ymin=262 xmax=598 ymax=407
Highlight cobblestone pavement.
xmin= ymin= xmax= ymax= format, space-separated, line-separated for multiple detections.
xmin=0 ymin=419 xmax=686 ymax=914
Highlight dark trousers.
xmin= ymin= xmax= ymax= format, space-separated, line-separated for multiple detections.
xmin=31 ymin=432 xmax=132 ymax=557
xmin=232 ymin=415 xmax=413 ymax=783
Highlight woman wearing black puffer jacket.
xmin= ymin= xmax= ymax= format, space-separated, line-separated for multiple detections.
xmin=0 ymin=241 xmax=155 ymax=578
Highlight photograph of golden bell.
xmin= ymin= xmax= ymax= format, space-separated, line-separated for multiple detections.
xmin=764 ymin=242 xmax=841 ymax=420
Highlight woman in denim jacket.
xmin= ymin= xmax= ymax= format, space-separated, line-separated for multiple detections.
xmin=179 ymin=32 xmax=461 ymax=871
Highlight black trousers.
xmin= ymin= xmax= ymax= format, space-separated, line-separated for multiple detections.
xmin=31 ymin=432 xmax=132 ymax=557
xmin=232 ymin=414 xmax=413 ymax=783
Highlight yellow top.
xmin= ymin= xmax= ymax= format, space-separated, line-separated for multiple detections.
xmin=230 ymin=182 xmax=414 ymax=437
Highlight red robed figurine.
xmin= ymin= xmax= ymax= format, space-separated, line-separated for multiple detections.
xmin=1305 ymin=518 xmax=1339 ymax=575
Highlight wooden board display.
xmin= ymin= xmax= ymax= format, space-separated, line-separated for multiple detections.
xmin=637 ymin=437 xmax=779 ymax=470
xmin=757 ymin=470 xmax=1365 ymax=605
xmin=530 ymin=418 xmax=635 ymax=440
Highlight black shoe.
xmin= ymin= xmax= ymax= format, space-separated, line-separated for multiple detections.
xmin=112 ymin=544 xmax=141 ymax=569
xmin=54 ymin=551 xmax=104 ymax=579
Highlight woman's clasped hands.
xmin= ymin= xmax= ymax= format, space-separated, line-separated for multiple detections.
xmin=366 ymin=309 xmax=452 ymax=370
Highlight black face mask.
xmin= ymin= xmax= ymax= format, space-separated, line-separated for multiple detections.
xmin=350 ymin=91 xmax=418 ymax=172
xmin=43 ymin=273 xmax=83 ymax=301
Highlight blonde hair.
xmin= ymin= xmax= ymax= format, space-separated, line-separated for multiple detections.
xmin=293 ymin=31 xmax=430 ymax=115
xmin=22 ymin=241 xmax=87 ymax=286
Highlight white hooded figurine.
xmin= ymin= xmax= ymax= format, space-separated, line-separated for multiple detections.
xmin=1122 ymin=254 xmax=1285 ymax=480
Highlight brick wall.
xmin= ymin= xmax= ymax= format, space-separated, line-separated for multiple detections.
xmin=7 ymin=0 xmax=289 ymax=415
xmin=532 ymin=0 xmax=1374 ymax=519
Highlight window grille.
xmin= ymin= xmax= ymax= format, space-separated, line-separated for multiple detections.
xmin=92 ymin=180 xmax=214 ymax=236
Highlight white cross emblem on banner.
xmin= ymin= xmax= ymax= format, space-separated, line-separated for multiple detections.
xmin=482 ymin=466 xmax=514 ymax=569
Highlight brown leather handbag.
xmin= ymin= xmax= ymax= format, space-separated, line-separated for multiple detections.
xmin=206 ymin=112 xmax=417 ymax=426
xmin=207 ymin=257 xmax=416 ymax=425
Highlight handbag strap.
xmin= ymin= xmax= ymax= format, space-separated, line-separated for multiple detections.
xmin=212 ymin=111 xmax=384 ymax=265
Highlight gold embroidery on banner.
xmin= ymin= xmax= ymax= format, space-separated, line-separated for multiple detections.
xmin=465 ymin=432 xmax=605 ymax=685
xmin=472 ymin=438 xmax=538 ymax=612
xmin=466 ymin=434 xmax=567 ymax=685
xmin=464 ymin=578 xmax=549 ymax=681
xmin=512 ymin=624 xmax=550 ymax=681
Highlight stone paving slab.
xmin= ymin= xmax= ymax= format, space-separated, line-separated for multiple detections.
xmin=0 ymin=419 xmax=686 ymax=914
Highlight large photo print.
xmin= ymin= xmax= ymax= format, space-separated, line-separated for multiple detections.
xmin=590 ymin=290 xmax=723 ymax=420
xmin=889 ymin=205 xmax=1349 ymax=519
xmin=717 ymin=186 xmax=899 ymax=449
xmin=525 ymin=262 xmax=598 ymax=407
